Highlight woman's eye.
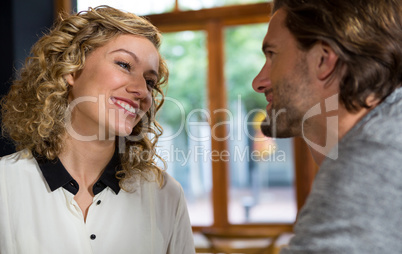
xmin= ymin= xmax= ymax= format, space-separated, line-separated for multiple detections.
xmin=116 ymin=61 xmax=131 ymax=71
xmin=146 ymin=79 xmax=157 ymax=89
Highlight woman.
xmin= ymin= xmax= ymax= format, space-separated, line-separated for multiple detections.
xmin=0 ymin=6 xmax=195 ymax=254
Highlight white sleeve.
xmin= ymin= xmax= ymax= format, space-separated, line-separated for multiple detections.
xmin=0 ymin=157 xmax=15 ymax=254
xmin=166 ymin=186 xmax=195 ymax=254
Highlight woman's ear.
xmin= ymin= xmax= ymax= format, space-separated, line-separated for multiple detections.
xmin=313 ymin=41 xmax=339 ymax=81
xmin=64 ymin=73 xmax=75 ymax=86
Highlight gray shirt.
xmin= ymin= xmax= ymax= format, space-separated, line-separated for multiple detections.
xmin=281 ymin=88 xmax=402 ymax=254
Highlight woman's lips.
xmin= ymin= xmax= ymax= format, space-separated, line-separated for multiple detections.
xmin=110 ymin=96 xmax=139 ymax=117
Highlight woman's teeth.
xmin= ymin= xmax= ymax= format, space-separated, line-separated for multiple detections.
xmin=115 ymin=100 xmax=137 ymax=115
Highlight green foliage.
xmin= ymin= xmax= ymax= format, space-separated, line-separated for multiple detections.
xmin=225 ymin=24 xmax=268 ymax=111
xmin=158 ymin=31 xmax=207 ymax=126
xmin=158 ymin=23 xmax=269 ymax=128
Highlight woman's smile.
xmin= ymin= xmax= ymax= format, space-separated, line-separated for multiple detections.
xmin=111 ymin=96 xmax=139 ymax=117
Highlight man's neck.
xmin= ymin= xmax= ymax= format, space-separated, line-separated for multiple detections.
xmin=306 ymin=105 xmax=375 ymax=166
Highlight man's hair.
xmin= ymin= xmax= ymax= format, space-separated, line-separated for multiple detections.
xmin=273 ymin=0 xmax=402 ymax=111
xmin=1 ymin=6 xmax=168 ymax=189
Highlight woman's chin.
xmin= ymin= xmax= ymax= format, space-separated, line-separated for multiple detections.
xmin=114 ymin=127 xmax=133 ymax=137
xmin=110 ymin=120 xmax=135 ymax=136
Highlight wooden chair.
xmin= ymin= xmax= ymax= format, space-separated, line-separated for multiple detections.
xmin=272 ymin=233 xmax=294 ymax=254
xmin=200 ymin=228 xmax=279 ymax=254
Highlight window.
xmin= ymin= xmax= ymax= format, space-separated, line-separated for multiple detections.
xmin=157 ymin=31 xmax=213 ymax=226
xmin=76 ymin=0 xmax=269 ymax=15
xmin=179 ymin=0 xmax=266 ymax=11
xmin=224 ymin=24 xmax=296 ymax=224
xmin=76 ymin=0 xmax=175 ymax=15
xmin=144 ymin=2 xmax=306 ymax=229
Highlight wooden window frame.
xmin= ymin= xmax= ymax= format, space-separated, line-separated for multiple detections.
xmin=55 ymin=1 xmax=317 ymax=234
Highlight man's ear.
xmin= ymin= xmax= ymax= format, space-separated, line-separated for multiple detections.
xmin=313 ymin=41 xmax=338 ymax=81
xmin=63 ymin=73 xmax=75 ymax=86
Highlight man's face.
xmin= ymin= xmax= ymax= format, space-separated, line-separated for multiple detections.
xmin=252 ymin=9 xmax=317 ymax=138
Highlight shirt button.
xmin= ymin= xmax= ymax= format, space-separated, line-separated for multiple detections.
xmin=96 ymin=200 xmax=101 ymax=205
xmin=90 ymin=234 xmax=96 ymax=240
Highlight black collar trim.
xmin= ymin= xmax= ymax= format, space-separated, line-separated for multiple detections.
xmin=35 ymin=150 xmax=121 ymax=195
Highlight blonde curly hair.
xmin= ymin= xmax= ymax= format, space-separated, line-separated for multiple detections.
xmin=1 ymin=5 xmax=168 ymax=189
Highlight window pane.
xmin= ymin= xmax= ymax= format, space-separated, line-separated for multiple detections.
xmin=157 ymin=31 xmax=213 ymax=226
xmin=225 ymin=23 xmax=297 ymax=223
xmin=77 ymin=0 xmax=175 ymax=15
xmin=179 ymin=0 xmax=267 ymax=11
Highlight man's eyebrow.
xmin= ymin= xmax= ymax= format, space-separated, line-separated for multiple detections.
xmin=110 ymin=48 xmax=139 ymax=63
xmin=262 ymin=42 xmax=275 ymax=53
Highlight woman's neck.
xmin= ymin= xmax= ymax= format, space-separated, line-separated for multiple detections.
xmin=58 ymin=135 xmax=116 ymax=186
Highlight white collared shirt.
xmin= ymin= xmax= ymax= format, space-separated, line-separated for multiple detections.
xmin=0 ymin=151 xmax=195 ymax=254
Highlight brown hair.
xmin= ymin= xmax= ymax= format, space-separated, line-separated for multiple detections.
xmin=273 ymin=0 xmax=402 ymax=111
xmin=1 ymin=6 xmax=168 ymax=188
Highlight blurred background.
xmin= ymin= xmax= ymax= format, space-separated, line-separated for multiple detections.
xmin=1 ymin=0 xmax=319 ymax=252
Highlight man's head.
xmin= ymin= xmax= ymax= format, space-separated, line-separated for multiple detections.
xmin=253 ymin=0 xmax=402 ymax=138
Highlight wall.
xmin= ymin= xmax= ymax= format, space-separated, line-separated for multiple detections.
xmin=0 ymin=0 xmax=54 ymax=156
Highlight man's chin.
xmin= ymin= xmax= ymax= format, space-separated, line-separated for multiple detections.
xmin=260 ymin=118 xmax=278 ymax=138
xmin=260 ymin=122 xmax=295 ymax=139
xmin=261 ymin=123 xmax=277 ymax=138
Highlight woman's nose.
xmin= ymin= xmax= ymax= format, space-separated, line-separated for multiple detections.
xmin=126 ymin=77 xmax=149 ymax=99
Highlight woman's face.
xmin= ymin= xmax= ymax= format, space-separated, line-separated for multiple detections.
xmin=65 ymin=34 xmax=159 ymax=141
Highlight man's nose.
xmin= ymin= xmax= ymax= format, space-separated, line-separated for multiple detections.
xmin=252 ymin=62 xmax=271 ymax=93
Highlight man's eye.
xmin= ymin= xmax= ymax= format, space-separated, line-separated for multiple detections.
xmin=116 ymin=61 xmax=131 ymax=71
xmin=266 ymin=51 xmax=274 ymax=58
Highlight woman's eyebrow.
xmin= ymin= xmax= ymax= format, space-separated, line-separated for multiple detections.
xmin=110 ymin=48 xmax=139 ymax=63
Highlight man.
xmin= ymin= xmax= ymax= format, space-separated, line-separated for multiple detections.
xmin=252 ymin=0 xmax=402 ymax=253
